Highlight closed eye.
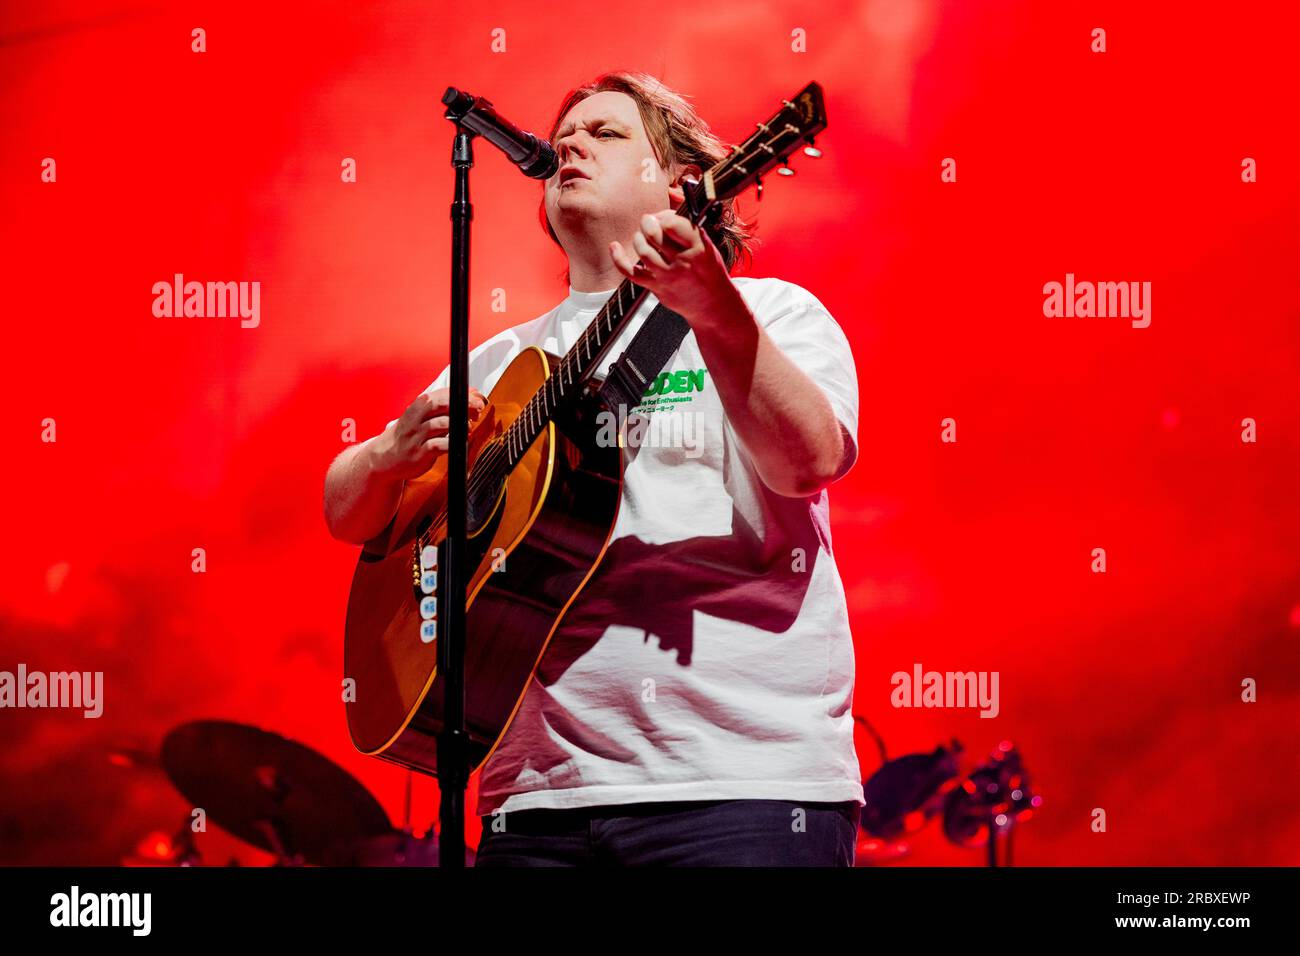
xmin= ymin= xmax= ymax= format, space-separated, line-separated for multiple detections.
xmin=552 ymin=127 xmax=623 ymax=148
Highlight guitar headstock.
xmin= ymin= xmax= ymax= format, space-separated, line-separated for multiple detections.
xmin=681 ymin=81 xmax=827 ymax=225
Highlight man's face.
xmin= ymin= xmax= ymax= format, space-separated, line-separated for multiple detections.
xmin=544 ymin=90 xmax=678 ymax=246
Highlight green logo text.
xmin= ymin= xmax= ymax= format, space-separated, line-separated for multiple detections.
xmin=643 ymin=368 xmax=707 ymax=397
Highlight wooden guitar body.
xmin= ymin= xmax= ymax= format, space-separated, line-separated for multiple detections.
xmin=343 ymin=346 xmax=622 ymax=775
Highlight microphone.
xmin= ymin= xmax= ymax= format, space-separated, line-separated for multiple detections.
xmin=442 ymin=87 xmax=559 ymax=180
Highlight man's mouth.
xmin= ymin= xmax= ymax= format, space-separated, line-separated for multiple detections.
xmin=558 ymin=166 xmax=590 ymax=187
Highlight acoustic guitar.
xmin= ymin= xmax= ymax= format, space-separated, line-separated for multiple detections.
xmin=344 ymin=82 xmax=828 ymax=776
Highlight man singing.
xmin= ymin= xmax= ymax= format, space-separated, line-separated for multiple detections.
xmin=324 ymin=71 xmax=863 ymax=866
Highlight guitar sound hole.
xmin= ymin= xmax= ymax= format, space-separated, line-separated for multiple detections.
xmin=466 ymin=459 xmax=504 ymax=534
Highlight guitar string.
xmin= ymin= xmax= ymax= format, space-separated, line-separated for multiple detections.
xmin=412 ymin=289 xmax=627 ymax=546
xmin=410 ymin=295 xmax=628 ymax=553
xmin=412 ymin=337 xmax=604 ymax=548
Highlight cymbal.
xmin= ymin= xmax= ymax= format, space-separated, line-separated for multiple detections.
xmin=160 ymin=719 xmax=390 ymax=865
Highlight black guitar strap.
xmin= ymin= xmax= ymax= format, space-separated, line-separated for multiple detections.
xmin=596 ymin=302 xmax=692 ymax=414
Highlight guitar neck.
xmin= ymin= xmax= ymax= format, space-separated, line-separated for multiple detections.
xmin=499 ymin=278 xmax=653 ymax=468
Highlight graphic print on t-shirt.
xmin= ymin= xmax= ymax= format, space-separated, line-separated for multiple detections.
xmin=629 ymin=366 xmax=709 ymax=415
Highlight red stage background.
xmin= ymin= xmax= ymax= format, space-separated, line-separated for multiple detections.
xmin=2 ymin=0 xmax=1297 ymax=866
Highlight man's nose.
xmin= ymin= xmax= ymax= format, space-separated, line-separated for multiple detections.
xmin=557 ymin=135 xmax=589 ymax=165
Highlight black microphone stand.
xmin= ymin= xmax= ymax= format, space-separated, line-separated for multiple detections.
xmin=435 ymin=115 xmax=474 ymax=869
xmin=434 ymin=86 xmax=556 ymax=869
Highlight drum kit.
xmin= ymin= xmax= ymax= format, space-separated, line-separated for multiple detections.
xmin=110 ymin=719 xmax=471 ymax=867
xmin=854 ymin=734 xmax=1043 ymax=866
xmin=111 ymin=718 xmax=1037 ymax=867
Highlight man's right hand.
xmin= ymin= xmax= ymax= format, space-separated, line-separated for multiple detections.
xmin=371 ymin=387 xmax=487 ymax=482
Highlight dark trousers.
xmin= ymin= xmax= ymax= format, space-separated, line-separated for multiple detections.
xmin=475 ymin=798 xmax=860 ymax=867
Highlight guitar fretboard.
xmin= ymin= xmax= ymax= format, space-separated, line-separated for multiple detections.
xmin=499 ymin=278 xmax=653 ymax=468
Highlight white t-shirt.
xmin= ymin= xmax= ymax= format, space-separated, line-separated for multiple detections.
xmin=389 ymin=276 xmax=864 ymax=815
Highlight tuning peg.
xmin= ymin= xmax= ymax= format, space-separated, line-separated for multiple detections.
xmin=776 ymin=157 xmax=795 ymax=177
xmin=755 ymin=174 xmax=763 ymax=199
xmin=803 ymin=136 xmax=822 ymax=159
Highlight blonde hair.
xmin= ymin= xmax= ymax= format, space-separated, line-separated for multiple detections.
xmin=539 ymin=71 xmax=757 ymax=279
